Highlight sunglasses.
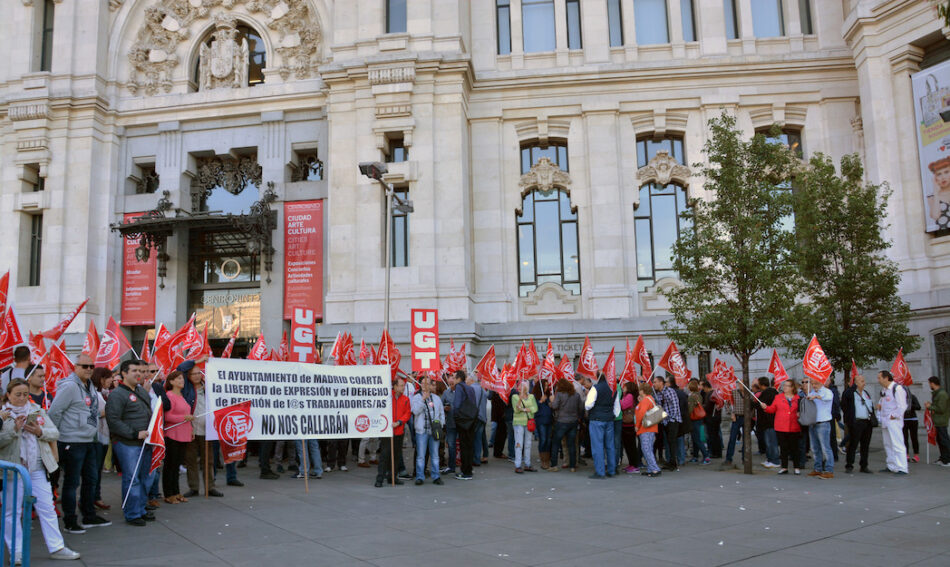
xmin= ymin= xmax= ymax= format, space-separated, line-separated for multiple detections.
xmin=76 ymin=364 xmax=95 ymax=370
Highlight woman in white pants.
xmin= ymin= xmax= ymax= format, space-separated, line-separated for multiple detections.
xmin=0 ymin=379 xmax=80 ymax=563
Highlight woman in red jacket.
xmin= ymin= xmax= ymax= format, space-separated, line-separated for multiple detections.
xmin=758 ymin=379 xmax=801 ymax=475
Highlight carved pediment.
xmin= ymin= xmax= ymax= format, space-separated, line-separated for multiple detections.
xmin=518 ymin=157 xmax=572 ymax=196
xmin=520 ymin=282 xmax=581 ymax=318
xmin=637 ymin=150 xmax=690 ymax=188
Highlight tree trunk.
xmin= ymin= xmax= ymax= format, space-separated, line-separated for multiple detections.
xmin=741 ymin=354 xmax=753 ymax=475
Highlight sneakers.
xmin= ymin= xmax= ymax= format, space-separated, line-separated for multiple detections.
xmin=325 ymin=466 xmax=334 ymax=472
xmin=397 ymin=471 xmax=413 ymax=480
xmin=912 ymin=455 xmax=920 ymax=463
xmin=293 ymin=472 xmax=307 ymax=479
xmin=80 ymin=516 xmax=112 ymax=529
xmin=63 ymin=522 xmax=86 ymax=534
xmin=339 ymin=465 xmax=349 ymax=472
xmin=794 ymin=469 xmax=801 ymax=475
xmin=433 ymin=478 xmax=444 ymax=485
xmin=455 ymin=473 xmax=473 ymax=480
xmin=227 ymin=480 xmax=245 ymax=487
xmin=414 ymin=478 xmax=424 ymax=485
xmin=440 ymin=466 xmax=452 ymax=474
xmin=860 ymin=468 xmax=873 ymax=473
xmin=309 ymin=471 xmax=322 ymax=479
xmin=260 ymin=471 xmax=280 ymax=480
xmin=624 ymin=466 xmax=639 ymax=474
xmin=940 ymin=461 xmax=950 ymax=467
xmin=762 ymin=462 xmax=779 ymax=469
xmin=126 ymin=517 xmax=146 ymax=527
xmin=777 ymin=469 xmax=788 ymax=475
xmin=701 ymin=458 xmax=711 ymax=465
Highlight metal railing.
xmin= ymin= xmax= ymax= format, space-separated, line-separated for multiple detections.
xmin=0 ymin=460 xmax=34 ymax=566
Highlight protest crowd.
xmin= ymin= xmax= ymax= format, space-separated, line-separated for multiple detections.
xmin=0 ymin=292 xmax=947 ymax=565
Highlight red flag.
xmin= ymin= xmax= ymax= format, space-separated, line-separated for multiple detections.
xmin=153 ymin=315 xmax=195 ymax=373
xmin=802 ymin=335 xmax=833 ymax=385
xmin=153 ymin=323 xmax=170 ymax=351
xmin=474 ymin=345 xmax=499 ymax=391
xmin=359 ymin=338 xmax=370 ymax=364
xmin=81 ymin=320 xmax=100 ymax=360
xmin=768 ymin=349 xmax=790 ymax=388
xmin=45 ymin=341 xmax=72 ymax=400
xmin=213 ymin=400 xmax=254 ymax=463
xmin=182 ymin=322 xmax=203 ymax=358
xmin=0 ymin=271 xmax=9 ymax=316
xmin=539 ymin=340 xmax=557 ymax=391
xmin=0 ymin=307 xmax=25 ymax=351
xmin=277 ymin=330 xmax=290 ymax=362
xmin=632 ymin=335 xmax=652 ymax=381
xmin=221 ymin=325 xmax=240 ymax=359
xmin=247 ymin=333 xmax=268 ymax=360
xmin=37 ymin=298 xmax=88 ymax=341
xmin=891 ymin=348 xmax=913 ymax=386
xmin=925 ymin=409 xmax=937 ymax=446
xmin=95 ymin=316 xmax=134 ymax=369
xmin=329 ymin=332 xmax=343 ymax=362
xmin=444 ymin=339 xmax=467 ymax=374
xmin=140 ymin=334 xmax=151 ymax=364
xmin=377 ymin=329 xmax=401 ymax=380
xmin=658 ymin=341 xmax=690 ymax=388
xmin=29 ymin=332 xmax=47 ymax=365
xmin=557 ymin=354 xmax=575 ymax=384
xmin=576 ymin=336 xmax=598 ymax=379
xmin=147 ymin=405 xmax=166 ymax=474
xmin=522 ymin=339 xmax=540 ymax=380
xmin=339 ymin=333 xmax=357 ymax=366
xmin=620 ymin=339 xmax=638 ymax=387
xmin=603 ymin=347 xmax=617 ymax=393
xmin=849 ymin=359 xmax=859 ymax=387
xmin=498 ymin=363 xmax=516 ymax=404
xmin=709 ymin=358 xmax=738 ymax=407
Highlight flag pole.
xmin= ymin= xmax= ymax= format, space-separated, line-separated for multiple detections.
xmin=121 ymin=444 xmax=147 ymax=509
xmin=204 ymin=440 xmax=210 ymax=498
xmin=302 ymin=439 xmax=310 ymax=494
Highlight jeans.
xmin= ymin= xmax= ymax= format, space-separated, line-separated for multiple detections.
xmin=663 ymin=422 xmax=680 ymax=466
xmin=445 ymin=427 xmax=457 ymax=471
xmin=903 ymin=419 xmax=920 ymax=455
xmin=295 ymin=439 xmax=323 ymax=476
xmin=147 ymin=469 xmax=161 ymax=500
xmin=414 ymin=433 xmax=440 ymax=480
xmin=211 ymin=440 xmax=239 ymax=482
xmin=613 ymin=421 xmax=623 ymax=467
xmin=639 ymin=432 xmax=661 ymax=473
xmin=690 ymin=421 xmax=709 ymax=460
xmin=94 ymin=442 xmax=108 ymax=501
xmin=725 ymin=418 xmax=744 ymax=462
xmin=537 ymin=422 xmax=552 ymax=454
xmin=58 ymin=441 xmax=98 ymax=524
xmin=550 ymin=422 xmax=577 ymax=468
xmin=512 ymin=425 xmax=532 ymax=468
xmin=113 ymin=442 xmax=152 ymax=521
xmin=589 ymin=420 xmax=616 ymax=477
xmin=810 ymin=421 xmax=834 ymax=473
xmin=676 ymin=432 xmax=686 ymax=465
xmin=506 ymin=419 xmax=515 ymax=458
xmin=764 ymin=428 xmax=780 ymax=465
xmin=473 ymin=421 xmax=486 ymax=463
xmin=936 ymin=426 xmax=950 ymax=464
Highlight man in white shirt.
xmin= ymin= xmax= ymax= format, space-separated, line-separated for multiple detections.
xmin=876 ymin=370 xmax=909 ymax=474
xmin=806 ymin=378 xmax=835 ymax=479
xmin=1 ymin=346 xmax=31 ymax=391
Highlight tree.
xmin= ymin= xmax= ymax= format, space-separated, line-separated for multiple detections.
xmin=792 ymin=153 xmax=921 ymax=378
xmin=662 ymin=114 xmax=802 ymax=474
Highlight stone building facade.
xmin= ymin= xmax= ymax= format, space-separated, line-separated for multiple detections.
xmin=1 ymin=0 xmax=948 ymax=382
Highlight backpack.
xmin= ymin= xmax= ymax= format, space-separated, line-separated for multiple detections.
xmin=454 ymin=385 xmax=478 ymax=429
xmin=798 ymin=396 xmax=818 ymax=426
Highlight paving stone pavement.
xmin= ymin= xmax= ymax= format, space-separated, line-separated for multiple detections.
xmin=19 ymin=437 xmax=950 ymax=566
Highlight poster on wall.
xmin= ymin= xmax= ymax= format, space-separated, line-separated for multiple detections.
xmin=120 ymin=212 xmax=157 ymax=326
xmin=912 ymin=59 xmax=950 ymax=233
xmin=283 ymin=200 xmax=324 ymax=320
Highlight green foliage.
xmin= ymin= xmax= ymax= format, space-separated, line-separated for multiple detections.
xmin=940 ymin=2 xmax=950 ymax=28
xmin=662 ymin=114 xmax=802 ymax=365
xmin=791 ymin=153 xmax=921 ymax=376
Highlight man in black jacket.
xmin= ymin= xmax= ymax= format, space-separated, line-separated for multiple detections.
xmin=840 ymin=374 xmax=874 ymax=473
xmin=105 ymin=360 xmax=155 ymax=526
xmin=755 ymin=377 xmax=780 ymax=468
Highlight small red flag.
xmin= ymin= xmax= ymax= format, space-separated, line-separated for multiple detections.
xmin=81 ymin=320 xmax=100 ymax=360
xmin=632 ymin=334 xmax=652 ymax=381
xmin=247 ymin=334 xmax=268 ymax=360
xmin=891 ymin=348 xmax=913 ymax=386
xmin=140 ymin=334 xmax=151 ymax=364
xmin=221 ymin=325 xmax=240 ymax=359
xmin=557 ymin=354 xmax=575 ymax=384
xmin=603 ymin=347 xmax=617 ymax=393
xmin=0 ymin=271 xmax=9 ymax=317
xmin=769 ymin=349 xmax=790 ymax=388
xmin=620 ymin=339 xmax=638 ymax=387
xmin=147 ymin=405 xmax=166 ymax=474
xmin=474 ymin=345 xmax=499 ymax=390
xmin=539 ymin=340 xmax=557 ymax=392
xmin=377 ymin=329 xmax=401 ymax=379
xmin=925 ymin=410 xmax=937 ymax=446
xmin=37 ymin=298 xmax=88 ymax=341
xmin=95 ymin=316 xmax=134 ymax=369
xmin=576 ymin=336 xmax=598 ymax=379
xmin=359 ymin=338 xmax=371 ymax=364
xmin=29 ymin=332 xmax=47 ymax=365
xmin=278 ymin=330 xmax=291 ymax=362
xmin=45 ymin=341 xmax=72 ymax=399
xmin=214 ymin=401 xmax=254 ymax=463
xmin=802 ymin=335 xmax=833 ymax=385
xmin=0 ymin=307 xmax=25 ymax=351
xmin=849 ymin=359 xmax=859 ymax=388
xmin=444 ymin=339 xmax=467 ymax=374
xmin=658 ymin=341 xmax=691 ymax=388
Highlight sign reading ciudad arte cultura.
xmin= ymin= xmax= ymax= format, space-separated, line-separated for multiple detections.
xmin=204 ymin=358 xmax=393 ymax=441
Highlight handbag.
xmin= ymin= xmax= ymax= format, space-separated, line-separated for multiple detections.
xmin=642 ymin=399 xmax=668 ymax=428
xmin=424 ymin=399 xmax=443 ymax=441
xmin=860 ymin=394 xmax=878 ymax=428
xmin=527 ymin=418 xmax=536 ymax=432
xmin=798 ymin=396 xmax=817 ymax=426
xmin=690 ymin=404 xmax=707 ymax=421
xmin=622 ymin=407 xmax=636 ymax=424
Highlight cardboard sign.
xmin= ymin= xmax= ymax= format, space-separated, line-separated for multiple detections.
xmin=410 ymin=309 xmax=440 ymax=372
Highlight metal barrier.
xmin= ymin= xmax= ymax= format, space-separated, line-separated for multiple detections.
xmin=0 ymin=460 xmax=33 ymax=567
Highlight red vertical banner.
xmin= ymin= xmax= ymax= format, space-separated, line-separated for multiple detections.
xmin=283 ymin=201 xmax=324 ymax=320
xmin=410 ymin=309 xmax=440 ymax=372
xmin=289 ymin=308 xmax=316 ymax=363
xmin=121 ymin=212 xmax=157 ymax=326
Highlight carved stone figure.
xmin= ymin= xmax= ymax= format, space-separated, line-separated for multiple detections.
xmin=519 ymin=157 xmax=572 ymax=195
xmin=199 ymin=15 xmax=249 ymax=90
xmin=637 ymin=150 xmax=690 ymax=187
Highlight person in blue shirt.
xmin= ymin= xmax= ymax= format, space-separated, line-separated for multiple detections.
xmin=806 ymin=378 xmax=835 ymax=478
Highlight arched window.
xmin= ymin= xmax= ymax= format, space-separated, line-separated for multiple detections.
xmin=193 ymin=23 xmax=266 ymax=90
xmin=635 ymin=137 xmax=690 ymax=290
xmin=517 ymin=145 xmax=579 ymax=297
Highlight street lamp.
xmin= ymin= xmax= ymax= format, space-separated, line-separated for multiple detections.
xmin=359 ymin=162 xmax=413 ymax=333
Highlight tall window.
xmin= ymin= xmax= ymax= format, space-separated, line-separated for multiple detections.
xmin=724 ymin=0 xmax=739 ymax=39
xmin=634 ymin=0 xmax=669 ymax=45
xmin=387 ymin=0 xmax=407 ymax=34
xmin=522 ymin=0 xmax=556 ymax=52
xmin=39 ymin=0 xmax=55 ymax=71
xmin=385 ymin=135 xmax=408 ymax=163
xmin=29 ymin=215 xmax=43 ymax=286
xmin=761 ymin=128 xmax=803 ymax=232
xmin=497 ymin=0 xmax=512 ymax=55
xmin=391 ymin=188 xmax=409 ymax=267
xmin=607 ymin=0 xmax=624 ymax=47
xmin=681 ymin=0 xmax=696 ymax=42
xmin=752 ymin=0 xmax=785 ymax=38
xmin=566 ymin=0 xmax=582 ymax=50
xmin=936 ymin=331 xmax=950 ymax=388
xmin=799 ymin=0 xmax=813 ymax=35
xmin=521 ymin=142 xmax=568 ymax=174
xmin=698 ymin=351 xmax=711 ymax=379
xmin=635 ymin=137 xmax=690 ymax=289
xmin=194 ymin=24 xmax=266 ymax=88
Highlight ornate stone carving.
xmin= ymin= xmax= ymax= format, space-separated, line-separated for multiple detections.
xmin=368 ymin=66 xmax=415 ymax=85
xmin=127 ymin=0 xmax=323 ymax=95
xmin=110 ymin=0 xmax=124 ymax=10
xmin=520 ymin=282 xmax=581 ymax=318
xmin=199 ymin=14 xmax=248 ymax=90
xmin=637 ymin=150 xmax=690 ymax=188
xmin=518 ymin=157 xmax=572 ymax=196
xmin=8 ymin=103 xmax=50 ymax=121
xmin=192 ymin=155 xmax=262 ymax=211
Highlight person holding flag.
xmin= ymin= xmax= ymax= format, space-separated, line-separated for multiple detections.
xmin=805 ymin=376 xmax=835 ymax=479
xmin=48 ymin=353 xmax=111 ymax=533
xmin=584 ymin=371 xmax=617 ymax=479
xmin=105 ymin=359 xmax=156 ymax=526
xmin=841 ymin=373 xmax=875 ymax=474
xmin=925 ymin=376 xmax=950 ymax=466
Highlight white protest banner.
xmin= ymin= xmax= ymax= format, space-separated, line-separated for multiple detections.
xmin=204 ymin=358 xmax=392 ymax=441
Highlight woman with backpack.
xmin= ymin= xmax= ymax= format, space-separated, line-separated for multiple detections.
xmin=510 ymin=381 xmax=538 ymax=473
xmin=758 ymin=379 xmax=802 ymax=475
xmin=902 ymin=388 xmax=922 ymax=463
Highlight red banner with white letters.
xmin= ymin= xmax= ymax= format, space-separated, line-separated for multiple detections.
xmin=290 ymin=308 xmax=317 ymax=363
xmin=121 ymin=212 xmax=157 ymax=326
xmin=283 ymin=201 xmax=323 ymax=320
xmin=411 ymin=309 xmax=440 ymax=372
